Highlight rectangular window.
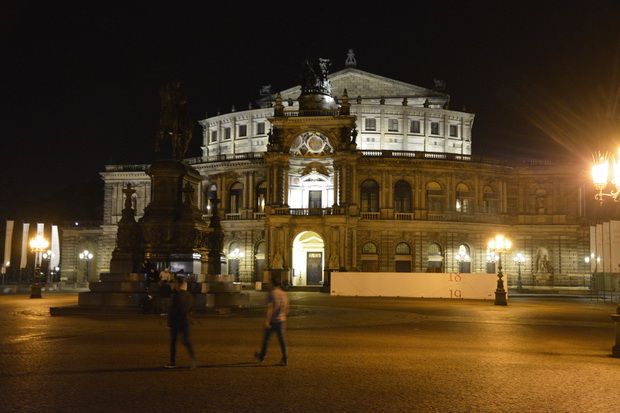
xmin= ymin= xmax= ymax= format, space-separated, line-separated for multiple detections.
xmin=257 ymin=122 xmax=265 ymax=135
xmin=309 ymin=190 xmax=322 ymax=209
xmin=365 ymin=118 xmax=376 ymax=131
xmin=210 ymin=131 xmax=217 ymax=142
xmin=239 ymin=125 xmax=247 ymax=137
xmin=410 ymin=120 xmax=420 ymax=133
xmin=388 ymin=119 xmax=399 ymax=132
xmin=449 ymin=125 xmax=458 ymax=137
xmin=224 ymin=127 xmax=231 ymax=140
xmin=395 ymin=260 xmax=411 ymax=272
xmin=430 ymin=122 xmax=440 ymax=135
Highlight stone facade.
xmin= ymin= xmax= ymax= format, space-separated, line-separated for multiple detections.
xmin=61 ymin=65 xmax=591 ymax=290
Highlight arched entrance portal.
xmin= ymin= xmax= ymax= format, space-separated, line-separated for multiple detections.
xmin=292 ymin=231 xmax=324 ymax=286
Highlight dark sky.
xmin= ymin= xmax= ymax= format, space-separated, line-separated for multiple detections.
xmin=1 ymin=0 xmax=620 ymax=222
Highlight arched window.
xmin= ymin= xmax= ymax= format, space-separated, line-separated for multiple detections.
xmin=256 ymin=181 xmax=267 ymax=213
xmin=426 ymin=182 xmax=444 ymax=212
xmin=427 ymin=243 xmax=443 ymax=273
xmin=362 ymin=242 xmax=377 ymax=254
xmin=361 ymin=180 xmax=379 ymax=212
xmin=229 ymin=182 xmax=243 ymax=214
xmin=395 ymin=242 xmax=412 ymax=272
xmin=205 ymin=184 xmax=217 ymax=215
xmin=455 ymin=244 xmax=471 ymax=273
xmin=361 ymin=242 xmax=378 ymax=272
xmin=456 ymin=183 xmax=471 ymax=214
xmin=394 ymin=180 xmax=412 ymax=213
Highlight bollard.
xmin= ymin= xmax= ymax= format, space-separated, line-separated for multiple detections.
xmin=611 ymin=307 xmax=620 ymax=358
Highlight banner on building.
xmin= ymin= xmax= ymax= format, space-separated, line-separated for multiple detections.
xmin=20 ymin=223 xmax=30 ymax=269
xmin=51 ymin=225 xmax=60 ymax=268
xmin=3 ymin=220 xmax=13 ymax=268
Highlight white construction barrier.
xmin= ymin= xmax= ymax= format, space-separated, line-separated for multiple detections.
xmin=330 ymin=272 xmax=501 ymax=300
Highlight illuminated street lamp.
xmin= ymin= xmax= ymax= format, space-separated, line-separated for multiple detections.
xmin=487 ymin=234 xmax=512 ymax=306
xmin=43 ymin=249 xmax=55 ymax=287
xmin=591 ymin=150 xmax=620 ymax=204
xmin=228 ymin=248 xmax=244 ymax=282
xmin=513 ymin=252 xmax=526 ymax=291
xmin=79 ymin=249 xmax=93 ymax=286
xmin=29 ymin=234 xmax=49 ymax=299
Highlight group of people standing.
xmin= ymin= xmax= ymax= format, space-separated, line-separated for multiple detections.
xmin=140 ymin=260 xmax=289 ymax=369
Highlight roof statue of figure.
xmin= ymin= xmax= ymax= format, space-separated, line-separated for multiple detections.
xmin=155 ymin=80 xmax=193 ymax=160
xmin=345 ymin=49 xmax=357 ymax=68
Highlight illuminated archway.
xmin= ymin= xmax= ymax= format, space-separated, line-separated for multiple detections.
xmin=292 ymin=231 xmax=324 ymax=286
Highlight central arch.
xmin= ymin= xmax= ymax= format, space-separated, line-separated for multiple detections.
xmin=292 ymin=231 xmax=325 ymax=286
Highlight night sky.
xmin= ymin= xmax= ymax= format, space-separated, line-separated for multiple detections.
xmin=1 ymin=0 xmax=620 ymax=223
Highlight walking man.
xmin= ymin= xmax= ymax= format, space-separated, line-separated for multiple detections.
xmin=166 ymin=278 xmax=198 ymax=369
xmin=255 ymin=278 xmax=289 ymax=366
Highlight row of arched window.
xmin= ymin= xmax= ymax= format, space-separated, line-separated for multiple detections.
xmin=359 ymin=242 xmax=488 ymax=273
xmin=202 ymin=179 xmax=498 ymax=215
xmin=361 ymin=180 xmax=499 ymax=213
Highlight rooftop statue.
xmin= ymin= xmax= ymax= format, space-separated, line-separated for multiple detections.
xmin=155 ymin=80 xmax=193 ymax=160
xmin=345 ymin=49 xmax=357 ymax=67
xmin=300 ymin=57 xmax=332 ymax=95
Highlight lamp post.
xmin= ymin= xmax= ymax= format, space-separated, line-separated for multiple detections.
xmin=455 ymin=252 xmax=470 ymax=273
xmin=584 ymin=255 xmax=592 ymax=290
xmin=488 ymin=234 xmax=512 ymax=306
xmin=513 ymin=252 xmax=525 ymax=291
xmin=228 ymin=248 xmax=244 ymax=282
xmin=42 ymin=249 xmax=55 ymax=288
xmin=1 ymin=261 xmax=8 ymax=285
xmin=29 ymin=234 xmax=49 ymax=299
xmin=79 ymin=249 xmax=93 ymax=287
xmin=591 ymin=150 xmax=620 ymax=204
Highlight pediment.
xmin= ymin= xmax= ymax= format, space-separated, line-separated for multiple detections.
xmin=277 ymin=68 xmax=447 ymax=102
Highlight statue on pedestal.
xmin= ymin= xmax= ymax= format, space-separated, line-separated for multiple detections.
xmin=155 ymin=80 xmax=193 ymax=160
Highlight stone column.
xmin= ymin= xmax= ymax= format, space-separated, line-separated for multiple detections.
xmin=332 ymin=163 xmax=340 ymax=207
xmin=283 ymin=161 xmax=290 ymax=206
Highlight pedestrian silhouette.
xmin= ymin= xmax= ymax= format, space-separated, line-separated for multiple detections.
xmin=255 ymin=278 xmax=289 ymax=366
xmin=165 ymin=279 xmax=198 ymax=368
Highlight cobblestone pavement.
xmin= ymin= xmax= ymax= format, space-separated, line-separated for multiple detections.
xmin=0 ymin=291 xmax=619 ymax=412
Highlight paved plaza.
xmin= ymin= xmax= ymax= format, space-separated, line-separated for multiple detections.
xmin=0 ymin=289 xmax=619 ymax=412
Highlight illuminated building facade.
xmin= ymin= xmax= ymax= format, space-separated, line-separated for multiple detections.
xmin=64 ymin=55 xmax=591 ymax=290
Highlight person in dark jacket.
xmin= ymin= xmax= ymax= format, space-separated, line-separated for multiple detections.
xmin=165 ymin=279 xmax=198 ymax=368
xmin=141 ymin=259 xmax=158 ymax=290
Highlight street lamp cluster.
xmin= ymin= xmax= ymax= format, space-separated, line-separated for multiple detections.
xmin=79 ymin=249 xmax=93 ymax=286
xmin=592 ymin=150 xmax=620 ymax=203
xmin=228 ymin=248 xmax=244 ymax=282
xmin=29 ymin=234 xmax=49 ymax=299
xmin=514 ymin=252 xmax=526 ymax=291
xmin=487 ymin=235 xmax=512 ymax=306
xmin=454 ymin=251 xmax=470 ymax=273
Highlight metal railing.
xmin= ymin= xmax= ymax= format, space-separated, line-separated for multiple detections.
xmin=284 ymin=109 xmax=343 ymax=117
